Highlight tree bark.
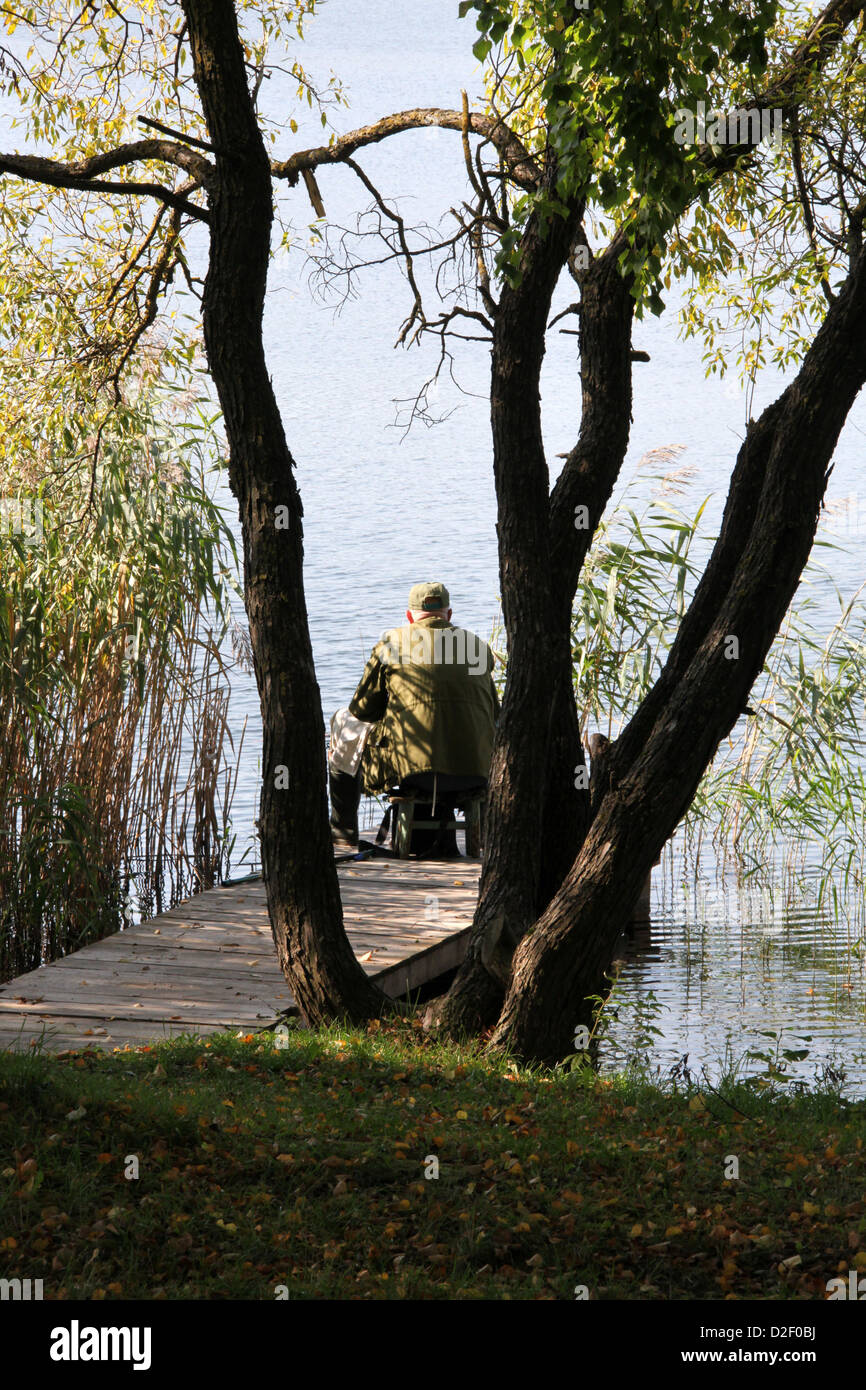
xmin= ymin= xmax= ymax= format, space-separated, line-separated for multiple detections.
xmin=426 ymin=174 xmax=586 ymax=1036
xmin=181 ymin=0 xmax=384 ymax=1023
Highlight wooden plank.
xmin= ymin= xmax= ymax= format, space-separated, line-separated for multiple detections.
xmin=0 ymin=961 xmax=276 ymax=988
xmin=0 ymin=982 xmax=292 ymax=1007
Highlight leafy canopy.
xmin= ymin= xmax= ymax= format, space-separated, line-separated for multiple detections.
xmin=461 ymin=0 xmax=778 ymax=307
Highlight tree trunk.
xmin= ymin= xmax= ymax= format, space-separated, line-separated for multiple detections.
xmin=182 ymin=0 xmax=384 ymax=1023
xmin=427 ymin=176 xmax=585 ymax=1036
xmin=489 ymin=239 xmax=866 ymax=1064
xmin=540 ymin=247 xmax=638 ymax=896
xmin=428 ymin=221 xmax=639 ymax=1036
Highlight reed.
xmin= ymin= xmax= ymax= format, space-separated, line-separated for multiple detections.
xmin=493 ymin=447 xmax=866 ymax=926
xmin=0 ymin=374 xmax=243 ymax=981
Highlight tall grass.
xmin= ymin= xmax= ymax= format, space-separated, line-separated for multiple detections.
xmin=0 ymin=376 xmax=244 ymax=981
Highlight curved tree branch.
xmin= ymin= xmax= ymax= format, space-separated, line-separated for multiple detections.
xmin=0 ymin=140 xmax=213 ymax=220
xmin=274 ymin=107 xmax=541 ymax=191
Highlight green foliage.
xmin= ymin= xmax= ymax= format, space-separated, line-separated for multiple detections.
xmin=0 ymin=1 xmax=337 ymax=155
xmin=462 ymin=0 xmax=778 ymax=304
xmin=3 ymin=0 xmax=348 ymax=305
xmin=670 ymin=0 xmax=866 ymax=382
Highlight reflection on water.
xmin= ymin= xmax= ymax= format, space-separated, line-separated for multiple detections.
xmin=600 ymin=855 xmax=866 ymax=1094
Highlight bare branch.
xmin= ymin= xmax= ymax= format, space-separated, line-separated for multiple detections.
xmin=138 ymin=114 xmax=218 ymax=156
xmin=107 ymin=206 xmax=184 ymax=404
xmin=344 ymin=156 xmax=427 ymax=345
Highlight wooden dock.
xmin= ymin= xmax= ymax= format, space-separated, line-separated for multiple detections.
xmin=0 ymin=858 xmax=480 ymax=1054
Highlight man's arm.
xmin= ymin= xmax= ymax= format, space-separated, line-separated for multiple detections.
xmin=348 ymin=644 xmax=389 ymax=724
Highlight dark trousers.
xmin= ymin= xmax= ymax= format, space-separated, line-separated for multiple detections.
xmin=329 ymin=766 xmax=362 ymax=842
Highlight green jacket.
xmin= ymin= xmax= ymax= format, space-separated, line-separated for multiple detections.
xmin=348 ymin=616 xmax=500 ymax=793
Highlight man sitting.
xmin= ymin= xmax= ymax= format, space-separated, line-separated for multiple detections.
xmin=329 ymin=581 xmax=500 ymax=851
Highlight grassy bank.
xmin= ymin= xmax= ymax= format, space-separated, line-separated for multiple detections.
xmin=1 ymin=1019 xmax=864 ymax=1300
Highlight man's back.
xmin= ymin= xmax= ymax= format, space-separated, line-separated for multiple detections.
xmin=349 ymin=615 xmax=499 ymax=791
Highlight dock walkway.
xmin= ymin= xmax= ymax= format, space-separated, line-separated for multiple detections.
xmin=0 ymin=858 xmax=480 ymax=1053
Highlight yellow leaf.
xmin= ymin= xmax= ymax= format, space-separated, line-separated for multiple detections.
xmin=802 ymin=1201 xmax=820 ymax=1217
